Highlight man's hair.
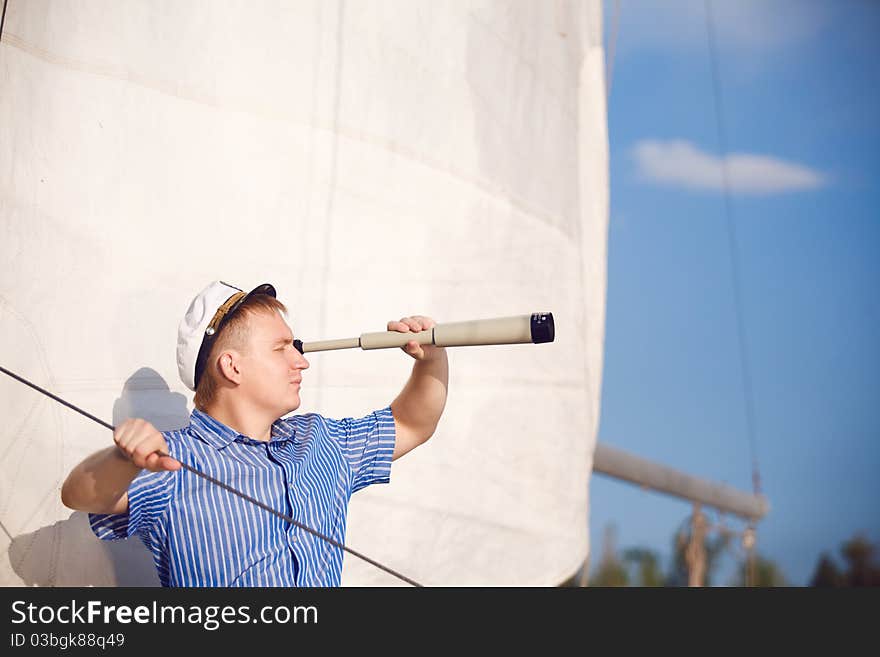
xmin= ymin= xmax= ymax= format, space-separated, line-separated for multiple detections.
xmin=193 ymin=294 xmax=289 ymax=411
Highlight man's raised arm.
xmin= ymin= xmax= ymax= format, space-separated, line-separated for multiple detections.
xmin=388 ymin=315 xmax=449 ymax=461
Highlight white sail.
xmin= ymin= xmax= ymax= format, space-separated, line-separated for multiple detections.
xmin=0 ymin=0 xmax=608 ymax=586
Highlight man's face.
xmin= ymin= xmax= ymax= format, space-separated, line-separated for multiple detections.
xmin=237 ymin=309 xmax=309 ymax=418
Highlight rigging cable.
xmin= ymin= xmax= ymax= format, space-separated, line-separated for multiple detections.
xmin=0 ymin=365 xmax=422 ymax=587
xmin=704 ymin=0 xmax=763 ymax=499
xmin=0 ymin=0 xmax=9 ymax=44
xmin=705 ymin=0 xmax=763 ymax=585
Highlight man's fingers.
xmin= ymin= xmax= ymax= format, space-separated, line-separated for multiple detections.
xmin=115 ymin=418 xmax=147 ymax=452
xmin=144 ymin=453 xmax=181 ymax=472
xmin=112 ymin=419 xmax=172 ymax=470
xmin=387 ymin=316 xmax=436 ymax=333
xmin=403 ymin=316 xmax=433 ymax=331
xmin=131 ymin=442 xmax=157 ymax=468
xmin=110 ymin=418 xmax=177 ymax=472
xmin=401 ymin=340 xmax=425 ymax=360
xmin=389 ymin=316 xmax=440 ymax=360
xmin=160 ymin=456 xmax=182 ymax=472
xmin=114 ymin=423 xmax=133 ymax=451
xmin=123 ymin=435 xmax=149 ymax=462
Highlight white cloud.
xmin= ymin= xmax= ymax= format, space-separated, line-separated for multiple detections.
xmin=607 ymin=0 xmax=828 ymax=53
xmin=633 ymin=140 xmax=826 ymax=194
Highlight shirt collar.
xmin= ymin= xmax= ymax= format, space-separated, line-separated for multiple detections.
xmin=190 ymin=408 xmax=295 ymax=450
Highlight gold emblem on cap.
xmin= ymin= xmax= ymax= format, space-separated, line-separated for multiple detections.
xmin=205 ymin=291 xmax=247 ymax=336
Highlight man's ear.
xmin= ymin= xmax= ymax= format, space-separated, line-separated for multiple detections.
xmin=216 ymin=349 xmax=243 ymax=385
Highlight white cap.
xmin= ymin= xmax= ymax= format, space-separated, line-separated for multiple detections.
xmin=176 ymin=280 xmax=276 ymax=391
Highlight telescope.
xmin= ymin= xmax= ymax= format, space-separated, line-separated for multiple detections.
xmin=295 ymin=312 xmax=554 ymax=354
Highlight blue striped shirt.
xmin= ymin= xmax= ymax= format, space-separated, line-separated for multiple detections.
xmin=89 ymin=406 xmax=395 ymax=587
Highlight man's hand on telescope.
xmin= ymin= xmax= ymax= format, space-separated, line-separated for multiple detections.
xmin=387 ymin=315 xmax=445 ymax=362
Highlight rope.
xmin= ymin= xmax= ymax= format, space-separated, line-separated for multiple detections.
xmin=0 ymin=0 xmax=9 ymax=44
xmin=704 ymin=0 xmax=763 ymax=498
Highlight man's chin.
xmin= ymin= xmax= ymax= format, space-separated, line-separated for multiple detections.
xmin=282 ymin=394 xmax=301 ymax=415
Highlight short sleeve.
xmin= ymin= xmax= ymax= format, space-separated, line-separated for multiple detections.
xmin=323 ymin=405 xmax=396 ymax=493
xmin=88 ymin=467 xmax=175 ymax=542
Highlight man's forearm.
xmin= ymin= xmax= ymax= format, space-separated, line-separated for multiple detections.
xmin=61 ymin=446 xmax=140 ymax=514
xmin=392 ymin=349 xmax=449 ymax=439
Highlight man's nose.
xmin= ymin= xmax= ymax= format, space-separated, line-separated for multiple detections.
xmin=292 ymin=350 xmax=309 ymax=370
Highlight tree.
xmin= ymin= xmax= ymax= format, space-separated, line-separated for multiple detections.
xmin=809 ymin=554 xmax=844 ymax=587
xmin=623 ymin=548 xmax=664 ymax=587
xmin=588 ymin=523 xmax=629 ymax=587
xmin=809 ymin=533 xmax=880 ymax=587
xmin=840 ymin=534 xmax=880 ymax=586
xmin=732 ymin=554 xmax=788 ymax=587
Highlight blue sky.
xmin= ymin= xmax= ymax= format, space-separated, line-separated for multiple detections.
xmin=590 ymin=0 xmax=879 ymax=585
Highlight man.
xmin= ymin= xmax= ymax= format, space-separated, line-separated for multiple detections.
xmin=61 ymin=281 xmax=448 ymax=586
